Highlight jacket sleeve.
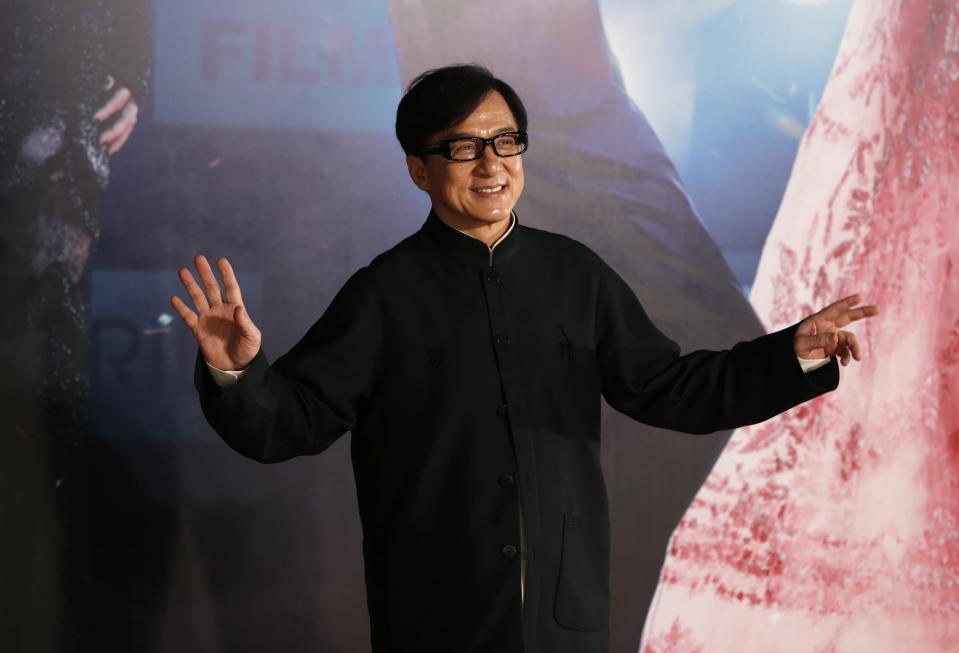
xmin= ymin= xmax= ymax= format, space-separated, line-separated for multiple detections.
xmin=193 ymin=267 xmax=384 ymax=462
xmin=103 ymin=0 xmax=152 ymax=106
xmin=595 ymin=257 xmax=839 ymax=434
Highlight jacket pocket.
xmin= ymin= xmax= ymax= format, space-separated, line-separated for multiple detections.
xmin=553 ymin=511 xmax=610 ymax=632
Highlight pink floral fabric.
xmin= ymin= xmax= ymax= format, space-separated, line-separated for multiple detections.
xmin=641 ymin=1 xmax=959 ymax=651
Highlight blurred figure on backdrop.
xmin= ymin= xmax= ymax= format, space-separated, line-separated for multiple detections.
xmin=0 ymin=1 xmax=149 ymax=649
xmin=173 ymin=64 xmax=876 ymax=653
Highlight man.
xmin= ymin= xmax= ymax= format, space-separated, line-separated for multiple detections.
xmin=385 ymin=6 xmax=775 ymax=645
xmin=171 ymin=65 xmax=877 ymax=653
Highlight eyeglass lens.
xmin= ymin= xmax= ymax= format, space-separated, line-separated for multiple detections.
xmin=449 ymin=133 xmax=526 ymax=161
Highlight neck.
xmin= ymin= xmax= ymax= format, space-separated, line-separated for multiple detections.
xmin=432 ymin=209 xmax=512 ymax=247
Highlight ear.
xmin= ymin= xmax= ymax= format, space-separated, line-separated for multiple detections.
xmin=405 ymin=155 xmax=430 ymax=192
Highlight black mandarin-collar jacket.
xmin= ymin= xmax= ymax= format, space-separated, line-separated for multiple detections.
xmin=194 ymin=209 xmax=839 ymax=653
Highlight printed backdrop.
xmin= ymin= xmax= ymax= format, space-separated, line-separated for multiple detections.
xmin=3 ymin=1 xmax=953 ymax=652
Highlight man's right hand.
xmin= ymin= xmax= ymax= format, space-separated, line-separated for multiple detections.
xmin=170 ymin=255 xmax=262 ymax=371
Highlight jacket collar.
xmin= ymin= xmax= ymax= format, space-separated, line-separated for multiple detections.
xmin=420 ymin=208 xmax=521 ymax=268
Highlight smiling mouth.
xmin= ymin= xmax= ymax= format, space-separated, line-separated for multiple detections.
xmin=471 ymin=184 xmax=506 ymax=195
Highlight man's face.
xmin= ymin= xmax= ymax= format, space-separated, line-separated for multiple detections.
xmin=406 ymin=90 xmax=525 ymax=232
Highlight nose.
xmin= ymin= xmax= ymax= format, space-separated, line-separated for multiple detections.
xmin=474 ymin=141 xmax=505 ymax=174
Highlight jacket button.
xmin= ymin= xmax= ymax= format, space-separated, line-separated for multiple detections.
xmin=495 ymin=333 xmax=510 ymax=345
xmin=498 ymin=474 xmax=515 ymax=488
xmin=501 ymin=544 xmax=518 ymax=559
xmin=485 ymin=271 xmax=501 ymax=284
xmin=496 ymin=403 xmax=508 ymax=419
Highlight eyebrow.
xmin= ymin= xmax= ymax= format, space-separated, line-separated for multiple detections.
xmin=443 ymin=126 xmax=517 ymax=140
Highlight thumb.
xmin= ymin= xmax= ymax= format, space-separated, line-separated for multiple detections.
xmin=234 ymin=305 xmax=258 ymax=341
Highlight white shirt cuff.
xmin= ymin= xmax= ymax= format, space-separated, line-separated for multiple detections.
xmin=797 ymin=356 xmax=831 ymax=374
xmin=206 ymin=361 xmax=250 ymax=387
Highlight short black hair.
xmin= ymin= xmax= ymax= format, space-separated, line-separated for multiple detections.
xmin=395 ymin=64 xmax=528 ymax=157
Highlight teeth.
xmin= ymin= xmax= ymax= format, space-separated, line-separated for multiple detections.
xmin=474 ymin=185 xmax=504 ymax=194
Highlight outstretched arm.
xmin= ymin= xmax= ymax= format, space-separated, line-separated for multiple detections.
xmin=597 ymin=258 xmax=877 ymax=434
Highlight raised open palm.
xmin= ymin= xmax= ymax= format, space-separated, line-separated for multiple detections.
xmin=170 ymin=255 xmax=261 ymax=371
xmin=793 ymin=293 xmax=879 ymax=366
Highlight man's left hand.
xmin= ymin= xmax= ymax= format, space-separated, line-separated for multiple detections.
xmin=793 ymin=293 xmax=879 ymax=366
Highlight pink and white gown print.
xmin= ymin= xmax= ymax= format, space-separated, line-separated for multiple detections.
xmin=641 ymin=1 xmax=959 ymax=651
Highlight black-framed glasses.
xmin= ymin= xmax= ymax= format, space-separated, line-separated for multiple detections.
xmin=422 ymin=131 xmax=529 ymax=161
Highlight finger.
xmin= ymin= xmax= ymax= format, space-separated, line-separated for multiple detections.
xmin=836 ymin=340 xmax=850 ymax=364
xmin=93 ymin=86 xmax=132 ymax=122
xmin=816 ymin=293 xmax=862 ymax=321
xmin=218 ymin=257 xmax=244 ymax=305
xmin=178 ymin=266 xmax=210 ymax=312
xmin=100 ymin=102 xmax=138 ymax=145
xmin=195 ymin=255 xmax=224 ymax=306
xmin=840 ymin=330 xmax=861 ymax=361
xmin=835 ymin=303 xmax=880 ymax=327
xmin=106 ymin=127 xmax=132 ymax=156
xmin=170 ymin=295 xmax=198 ymax=330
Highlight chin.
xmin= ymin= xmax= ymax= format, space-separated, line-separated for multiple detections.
xmin=473 ymin=207 xmax=513 ymax=222
xmin=471 ymin=214 xmax=510 ymax=226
